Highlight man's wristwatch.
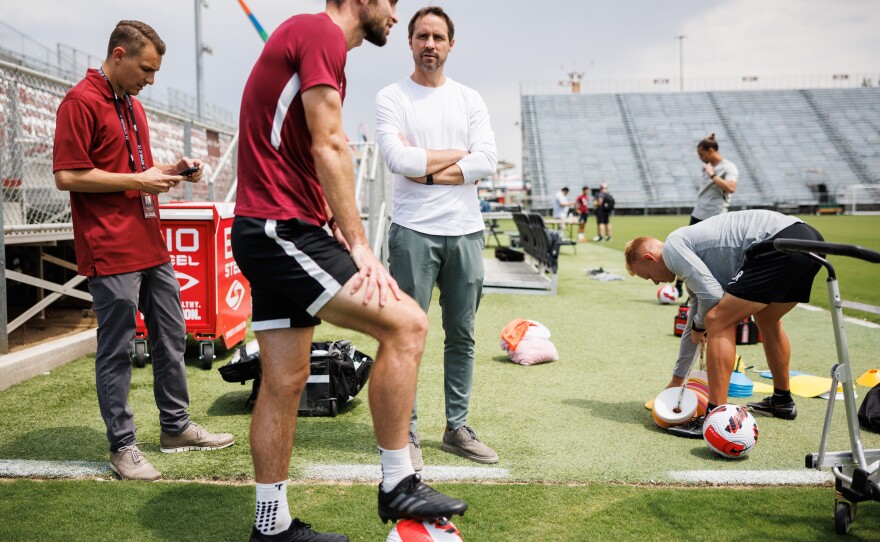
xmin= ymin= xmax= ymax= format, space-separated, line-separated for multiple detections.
xmin=426 ymin=173 xmax=434 ymax=185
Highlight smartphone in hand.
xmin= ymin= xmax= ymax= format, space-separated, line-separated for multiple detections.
xmin=177 ymin=166 xmax=199 ymax=177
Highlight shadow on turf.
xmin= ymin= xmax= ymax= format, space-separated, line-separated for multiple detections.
xmin=207 ymin=392 xmax=367 ymax=417
xmin=0 ymin=426 xmax=106 ymax=461
xmin=206 ymin=390 xmax=256 ymax=416
xmin=562 ymin=398 xmax=648 ymax=425
xmin=491 ymin=355 xmax=558 ymax=366
xmin=138 ymin=483 xmax=250 ymax=541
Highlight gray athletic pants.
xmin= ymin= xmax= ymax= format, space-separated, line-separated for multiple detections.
xmin=388 ymin=224 xmax=484 ymax=432
xmin=87 ymin=262 xmax=190 ymax=452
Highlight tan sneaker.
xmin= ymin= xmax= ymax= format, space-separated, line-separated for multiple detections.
xmin=160 ymin=422 xmax=234 ymax=453
xmin=440 ymin=426 xmax=499 ymax=464
xmin=408 ymin=431 xmax=424 ymax=472
xmin=110 ymin=444 xmax=161 ymax=481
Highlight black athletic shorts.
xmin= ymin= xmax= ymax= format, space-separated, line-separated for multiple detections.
xmin=231 ymin=216 xmax=358 ymax=329
xmin=724 ymin=222 xmax=824 ymax=304
xmin=578 ymin=212 xmax=589 ymax=225
xmin=596 ymin=210 xmax=610 ymax=225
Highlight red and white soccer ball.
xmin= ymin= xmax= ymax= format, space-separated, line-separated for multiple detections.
xmin=657 ymin=284 xmax=678 ymax=305
xmin=702 ymin=404 xmax=759 ymax=459
xmin=387 ymin=519 xmax=463 ymax=542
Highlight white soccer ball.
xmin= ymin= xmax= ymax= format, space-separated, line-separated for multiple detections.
xmin=657 ymin=284 xmax=678 ymax=304
xmin=387 ymin=519 xmax=463 ymax=542
xmin=702 ymin=404 xmax=759 ymax=459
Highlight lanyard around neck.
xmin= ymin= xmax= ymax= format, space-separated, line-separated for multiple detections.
xmin=98 ymin=68 xmax=147 ymax=174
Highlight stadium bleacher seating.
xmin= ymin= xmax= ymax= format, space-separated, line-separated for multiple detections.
xmin=522 ymin=88 xmax=880 ymax=211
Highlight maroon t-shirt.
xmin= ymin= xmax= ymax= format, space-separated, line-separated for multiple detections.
xmin=53 ymin=68 xmax=169 ymax=277
xmin=235 ymin=12 xmax=347 ymax=225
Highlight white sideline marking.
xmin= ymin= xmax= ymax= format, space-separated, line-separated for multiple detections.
xmin=302 ymin=464 xmax=509 ymax=482
xmin=669 ymin=469 xmax=833 ymax=485
xmin=845 ymin=317 xmax=880 ymax=329
xmin=0 ymin=459 xmax=110 ymax=478
xmin=797 ymin=303 xmax=880 ymax=328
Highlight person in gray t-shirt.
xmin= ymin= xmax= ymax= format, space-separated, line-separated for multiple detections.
xmin=675 ymin=134 xmax=740 ymax=296
xmin=625 ymin=210 xmax=824 ymax=439
xmin=692 ymin=133 xmax=738 ymax=222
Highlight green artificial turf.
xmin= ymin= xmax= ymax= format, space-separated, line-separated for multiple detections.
xmin=2 ymin=479 xmax=879 ymax=541
xmin=1 ymin=214 xmax=879 ymax=540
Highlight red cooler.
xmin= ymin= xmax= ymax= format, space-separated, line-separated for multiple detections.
xmin=133 ymin=202 xmax=251 ymax=369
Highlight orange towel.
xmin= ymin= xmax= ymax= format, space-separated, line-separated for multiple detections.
xmin=501 ymin=319 xmax=536 ymax=351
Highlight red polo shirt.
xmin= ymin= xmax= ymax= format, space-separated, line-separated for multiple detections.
xmin=54 ymin=68 xmax=169 ymax=277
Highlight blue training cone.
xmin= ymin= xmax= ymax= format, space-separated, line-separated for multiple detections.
xmin=728 ymin=355 xmax=755 ymax=398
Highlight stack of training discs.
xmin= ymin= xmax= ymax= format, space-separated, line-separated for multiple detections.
xmin=687 ymin=370 xmax=710 ymax=416
xmin=652 ymin=386 xmax=699 ymax=429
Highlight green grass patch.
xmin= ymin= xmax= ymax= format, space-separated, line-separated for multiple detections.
xmin=2 ymin=479 xmax=879 ymax=541
xmin=1 ymin=214 xmax=879 ymax=539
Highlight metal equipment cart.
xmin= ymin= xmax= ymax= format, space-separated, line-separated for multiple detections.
xmin=773 ymin=239 xmax=880 ymax=535
xmin=133 ymin=202 xmax=251 ymax=369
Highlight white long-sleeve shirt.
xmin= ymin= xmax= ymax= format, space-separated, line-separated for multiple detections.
xmin=375 ymin=76 xmax=497 ymax=236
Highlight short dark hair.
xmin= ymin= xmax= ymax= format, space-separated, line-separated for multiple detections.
xmin=408 ymin=6 xmax=455 ymax=40
xmin=107 ymin=20 xmax=166 ymax=58
xmin=697 ymin=133 xmax=719 ymax=152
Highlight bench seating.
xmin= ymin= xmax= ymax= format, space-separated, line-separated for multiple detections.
xmin=482 ymin=212 xmax=562 ymax=295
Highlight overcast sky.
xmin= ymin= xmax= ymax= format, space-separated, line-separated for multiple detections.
xmin=4 ymin=0 xmax=879 ymax=179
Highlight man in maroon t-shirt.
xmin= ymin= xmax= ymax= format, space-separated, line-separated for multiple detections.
xmin=53 ymin=20 xmax=233 ymax=482
xmin=575 ymin=185 xmax=591 ymax=242
xmin=232 ymin=2 xmax=466 ymax=540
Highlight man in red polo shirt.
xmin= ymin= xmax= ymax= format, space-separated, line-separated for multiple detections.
xmin=53 ymin=20 xmax=233 ymax=481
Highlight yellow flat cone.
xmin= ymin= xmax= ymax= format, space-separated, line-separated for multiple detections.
xmin=645 ymin=398 xmax=654 ymax=410
xmin=856 ymin=369 xmax=880 ymax=388
xmin=752 ymin=381 xmax=774 ymax=394
xmin=790 ymin=374 xmax=843 ymax=398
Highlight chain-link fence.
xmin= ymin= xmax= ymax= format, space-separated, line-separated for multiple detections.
xmin=0 ymin=59 xmax=237 ymax=244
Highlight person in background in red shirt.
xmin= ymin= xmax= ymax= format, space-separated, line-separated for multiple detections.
xmin=53 ymin=20 xmax=233 ymax=482
xmin=575 ymin=185 xmax=590 ymax=242
xmin=233 ymin=1 xmax=467 ymax=540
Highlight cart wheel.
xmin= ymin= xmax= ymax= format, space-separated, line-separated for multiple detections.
xmin=835 ymin=501 xmax=853 ymax=535
xmin=131 ymin=340 xmax=147 ymax=368
xmin=329 ymin=398 xmax=338 ymax=417
xmin=200 ymin=342 xmax=215 ymax=370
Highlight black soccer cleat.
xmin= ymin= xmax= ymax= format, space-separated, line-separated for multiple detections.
xmin=747 ymin=396 xmax=798 ymax=420
xmin=667 ymin=415 xmax=706 ymax=439
xmin=249 ymin=518 xmax=349 ymax=542
xmin=378 ymin=473 xmax=468 ymax=524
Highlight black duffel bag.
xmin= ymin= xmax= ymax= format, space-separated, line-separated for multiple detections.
xmin=858 ymin=383 xmax=880 ymax=433
xmin=219 ymin=339 xmax=374 ymax=415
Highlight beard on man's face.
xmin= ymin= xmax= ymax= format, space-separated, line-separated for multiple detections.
xmin=415 ymin=52 xmax=444 ymax=72
xmin=363 ymin=19 xmax=388 ymax=46
xmin=360 ymin=2 xmax=389 ymax=47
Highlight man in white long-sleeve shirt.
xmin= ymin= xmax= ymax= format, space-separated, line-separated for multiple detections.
xmin=375 ymin=5 xmax=498 ymax=470
xmin=624 ymin=210 xmax=824 ymax=438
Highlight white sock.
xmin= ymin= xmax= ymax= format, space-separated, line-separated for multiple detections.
xmin=255 ymin=481 xmax=292 ymax=535
xmin=379 ymin=446 xmax=415 ymax=492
